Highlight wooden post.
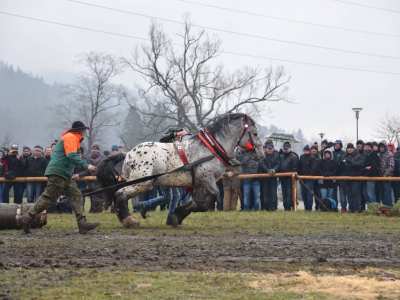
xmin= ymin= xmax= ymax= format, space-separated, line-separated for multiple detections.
xmin=292 ymin=173 xmax=298 ymax=211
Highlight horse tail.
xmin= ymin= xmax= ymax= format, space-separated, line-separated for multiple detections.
xmin=96 ymin=153 xmax=126 ymax=207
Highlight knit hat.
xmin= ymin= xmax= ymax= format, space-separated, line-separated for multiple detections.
xmin=364 ymin=142 xmax=373 ymax=148
xmin=68 ymin=121 xmax=90 ymax=133
xmin=372 ymin=141 xmax=378 ymax=147
xmin=92 ymin=144 xmax=100 ymax=151
xmin=23 ymin=146 xmax=31 ymax=151
xmin=346 ymin=143 xmax=355 ymax=149
xmin=303 ymin=145 xmax=311 ymax=151
xmin=10 ymin=144 xmax=18 ymax=150
xmin=311 ymin=143 xmax=318 ymax=150
xmin=321 ymin=139 xmax=328 ymax=145
xmin=283 ymin=142 xmax=291 ymax=149
xmin=91 ymin=152 xmax=100 ymax=159
xmin=356 ymin=140 xmax=364 ymax=145
xmin=111 ymin=145 xmax=119 ymax=151
xmin=33 ymin=145 xmax=43 ymax=151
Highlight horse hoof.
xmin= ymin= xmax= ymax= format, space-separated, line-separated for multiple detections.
xmin=121 ymin=215 xmax=140 ymax=229
xmin=172 ymin=215 xmax=182 ymax=228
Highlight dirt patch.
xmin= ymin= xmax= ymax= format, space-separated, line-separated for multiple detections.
xmin=0 ymin=232 xmax=399 ymax=272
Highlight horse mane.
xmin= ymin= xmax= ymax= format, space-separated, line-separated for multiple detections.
xmin=206 ymin=113 xmax=255 ymax=137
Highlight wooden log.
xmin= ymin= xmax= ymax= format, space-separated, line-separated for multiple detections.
xmin=0 ymin=203 xmax=47 ymax=230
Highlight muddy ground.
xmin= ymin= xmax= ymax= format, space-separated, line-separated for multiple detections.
xmin=1 ymin=231 xmax=399 ymax=273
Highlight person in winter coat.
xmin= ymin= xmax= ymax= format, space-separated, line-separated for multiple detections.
xmin=278 ymin=141 xmax=298 ymax=211
xmin=259 ymin=140 xmax=280 ymax=211
xmin=393 ymin=146 xmax=400 ymax=203
xmin=298 ymin=145 xmax=318 ymax=211
xmin=17 ymin=121 xmax=99 ymax=234
xmin=339 ymin=143 xmax=364 ymax=213
xmin=236 ymin=145 xmax=260 ymax=211
xmin=222 ymin=156 xmax=241 ymax=211
xmin=25 ymin=145 xmax=48 ymax=203
xmin=0 ymin=149 xmax=5 ymax=203
xmin=332 ymin=140 xmax=347 ymax=212
xmin=377 ymin=140 xmax=395 ymax=206
xmin=1 ymin=144 xmax=26 ymax=204
xmin=361 ymin=142 xmax=379 ymax=203
xmin=318 ymin=147 xmax=337 ymax=201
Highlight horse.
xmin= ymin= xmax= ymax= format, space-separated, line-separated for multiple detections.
xmin=96 ymin=113 xmax=264 ymax=228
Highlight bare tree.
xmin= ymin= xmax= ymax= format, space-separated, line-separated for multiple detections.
xmin=51 ymin=52 xmax=124 ymax=150
xmin=0 ymin=132 xmax=14 ymax=150
xmin=374 ymin=112 xmax=400 ymax=145
xmin=121 ymin=16 xmax=291 ymax=134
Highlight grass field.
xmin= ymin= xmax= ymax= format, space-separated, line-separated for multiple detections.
xmin=1 ymin=204 xmax=400 ymax=299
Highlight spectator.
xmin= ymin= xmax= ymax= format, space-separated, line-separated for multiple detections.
xmin=339 ymin=143 xmax=364 ymax=213
xmin=87 ymin=144 xmax=105 ymax=164
xmin=319 ymin=139 xmax=328 ymax=158
xmin=356 ymin=140 xmax=366 ymax=159
xmin=2 ymin=147 xmax=9 ymax=155
xmin=1 ymin=144 xmax=26 ymax=204
xmin=0 ymin=149 xmax=5 ymax=203
xmin=377 ymin=140 xmax=395 ymax=207
xmin=17 ymin=121 xmax=99 ymax=234
xmin=318 ymin=147 xmax=337 ymax=201
xmin=222 ymin=156 xmax=241 ymax=211
xmin=50 ymin=141 xmax=57 ymax=151
xmin=372 ymin=141 xmax=379 ymax=152
xmin=393 ymin=146 xmax=400 ymax=203
xmin=298 ymin=145 xmax=318 ymax=211
xmin=25 ymin=145 xmax=48 ymax=203
xmin=103 ymin=150 xmax=110 ymax=156
xmin=74 ymin=151 xmax=104 ymax=213
xmin=111 ymin=145 xmax=119 ymax=155
xmin=361 ymin=142 xmax=379 ymax=204
xmin=44 ymin=147 xmax=52 ymax=162
xmin=333 ymin=140 xmax=347 ymax=212
xmin=278 ymin=141 xmax=298 ymax=211
xmin=118 ymin=145 xmax=125 ymax=153
xmin=311 ymin=142 xmax=321 ymax=210
xmin=259 ymin=140 xmax=280 ymax=211
xmin=21 ymin=146 xmax=32 ymax=199
xmin=236 ymin=145 xmax=260 ymax=211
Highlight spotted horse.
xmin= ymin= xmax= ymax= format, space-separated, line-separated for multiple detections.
xmin=96 ymin=113 xmax=264 ymax=228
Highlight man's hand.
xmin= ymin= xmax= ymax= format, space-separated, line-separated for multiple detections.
xmin=72 ymin=174 xmax=79 ymax=179
xmin=87 ymin=164 xmax=97 ymax=172
xmin=177 ymin=131 xmax=187 ymax=137
xmin=268 ymin=169 xmax=276 ymax=176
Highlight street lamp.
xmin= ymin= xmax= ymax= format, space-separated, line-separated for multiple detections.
xmin=352 ymin=108 xmax=363 ymax=141
xmin=318 ymin=132 xmax=325 ymax=146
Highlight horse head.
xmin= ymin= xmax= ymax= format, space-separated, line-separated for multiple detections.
xmin=237 ymin=115 xmax=264 ymax=162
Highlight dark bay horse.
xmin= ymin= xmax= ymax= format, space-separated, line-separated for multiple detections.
xmin=96 ymin=113 xmax=264 ymax=228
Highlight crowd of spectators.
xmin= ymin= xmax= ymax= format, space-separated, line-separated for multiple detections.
xmin=1 ymin=138 xmax=399 ymax=215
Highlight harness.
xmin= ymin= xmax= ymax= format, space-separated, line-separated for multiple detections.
xmin=174 ymin=141 xmax=195 ymax=186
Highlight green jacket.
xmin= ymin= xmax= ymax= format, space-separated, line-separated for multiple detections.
xmin=45 ymin=132 xmax=89 ymax=180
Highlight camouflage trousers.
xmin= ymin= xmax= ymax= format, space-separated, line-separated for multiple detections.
xmin=28 ymin=175 xmax=85 ymax=221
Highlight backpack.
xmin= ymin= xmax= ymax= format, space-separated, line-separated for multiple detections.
xmin=321 ymin=197 xmax=337 ymax=212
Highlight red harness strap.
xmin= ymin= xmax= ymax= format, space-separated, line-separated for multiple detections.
xmin=197 ymin=132 xmax=230 ymax=167
xmin=174 ymin=141 xmax=189 ymax=165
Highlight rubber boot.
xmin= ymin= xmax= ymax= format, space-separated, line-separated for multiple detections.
xmin=18 ymin=214 xmax=33 ymax=234
xmin=77 ymin=217 xmax=99 ymax=234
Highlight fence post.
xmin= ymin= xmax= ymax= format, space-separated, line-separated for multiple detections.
xmin=292 ymin=173 xmax=298 ymax=211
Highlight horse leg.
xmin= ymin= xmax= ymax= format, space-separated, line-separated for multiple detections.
xmin=115 ymin=184 xmax=150 ymax=229
xmin=172 ymin=185 xmax=219 ymax=227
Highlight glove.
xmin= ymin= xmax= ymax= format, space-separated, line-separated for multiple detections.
xmin=365 ymin=166 xmax=371 ymax=170
xmin=268 ymin=169 xmax=276 ymax=176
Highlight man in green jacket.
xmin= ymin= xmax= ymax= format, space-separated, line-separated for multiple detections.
xmin=18 ymin=121 xmax=100 ymax=234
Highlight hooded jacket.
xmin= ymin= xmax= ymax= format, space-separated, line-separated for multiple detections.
xmin=378 ymin=140 xmax=395 ymax=177
xmin=339 ymin=149 xmax=364 ymax=176
xmin=318 ymin=148 xmax=337 ymax=188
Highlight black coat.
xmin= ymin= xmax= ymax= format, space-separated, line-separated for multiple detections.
xmin=339 ymin=150 xmax=364 ymax=176
xmin=298 ymin=153 xmax=318 ymax=175
xmin=278 ymin=151 xmax=298 ymax=173
xmin=259 ymin=150 xmax=280 ymax=173
xmin=25 ymin=155 xmax=48 ymax=177
xmin=318 ymin=158 xmax=337 ymax=188
xmin=362 ymin=150 xmax=379 ymax=177
xmin=1 ymin=153 xmax=26 ymax=176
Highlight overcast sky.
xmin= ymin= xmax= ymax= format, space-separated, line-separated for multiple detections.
xmin=1 ymin=0 xmax=399 ymax=145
